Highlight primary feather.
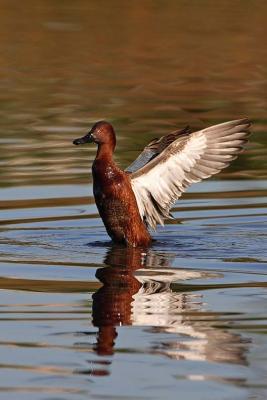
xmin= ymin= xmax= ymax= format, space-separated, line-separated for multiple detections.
xmin=130 ymin=118 xmax=251 ymax=229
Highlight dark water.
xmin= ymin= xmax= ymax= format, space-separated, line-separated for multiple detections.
xmin=0 ymin=1 xmax=267 ymax=399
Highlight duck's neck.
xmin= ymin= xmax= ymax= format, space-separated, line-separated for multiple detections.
xmin=95 ymin=143 xmax=115 ymax=162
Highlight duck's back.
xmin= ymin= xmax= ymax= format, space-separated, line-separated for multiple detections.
xmin=92 ymin=159 xmax=151 ymax=247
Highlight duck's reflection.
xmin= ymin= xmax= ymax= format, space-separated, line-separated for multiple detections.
xmin=92 ymin=246 xmax=142 ymax=356
xmin=91 ymin=245 xmax=249 ymax=372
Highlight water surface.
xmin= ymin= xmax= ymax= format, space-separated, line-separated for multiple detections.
xmin=0 ymin=2 xmax=267 ymax=399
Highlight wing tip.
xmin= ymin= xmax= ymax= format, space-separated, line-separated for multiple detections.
xmin=235 ymin=117 xmax=252 ymax=129
xmin=204 ymin=118 xmax=252 ymax=139
xmin=206 ymin=117 xmax=252 ymax=131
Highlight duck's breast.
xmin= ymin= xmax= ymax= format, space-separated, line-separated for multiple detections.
xmin=92 ymin=161 xmax=140 ymax=242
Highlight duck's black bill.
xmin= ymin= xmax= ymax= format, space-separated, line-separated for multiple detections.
xmin=73 ymin=133 xmax=93 ymax=145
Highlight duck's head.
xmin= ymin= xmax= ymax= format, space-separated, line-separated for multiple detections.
xmin=73 ymin=121 xmax=116 ymax=148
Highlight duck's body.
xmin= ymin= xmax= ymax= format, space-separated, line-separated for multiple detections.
xmin=92 ymin=154 xmax=151 ymax=247
xmin=73 ymin=118 xmax=251 ymax=247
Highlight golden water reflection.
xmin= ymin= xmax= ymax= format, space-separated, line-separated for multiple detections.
xmin=0 ymin=1 xmax=267 ymax=188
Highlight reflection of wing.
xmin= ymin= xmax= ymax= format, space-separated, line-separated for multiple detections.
xmin=130 ymin=118 xmax=251 ymax=229
xmin=93 ymin=246 xmax=249 ymax=365
xmin=125 ymin=126 xmax=191 ymax=173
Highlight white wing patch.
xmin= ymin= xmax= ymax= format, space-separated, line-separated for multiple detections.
xmin=130 ymin=119 xmax=251 ymax=229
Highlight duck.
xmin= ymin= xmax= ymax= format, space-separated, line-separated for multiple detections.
xmin=73 ymin=118 xmax=251 ymax=247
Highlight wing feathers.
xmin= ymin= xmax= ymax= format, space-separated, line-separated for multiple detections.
xmin=125 ymin=126 xmax=191 ymax=174
xmin=131 ymin=118 xmax=251 ymax=229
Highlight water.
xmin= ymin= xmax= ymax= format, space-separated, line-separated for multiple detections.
xmin=0 ymin=1 xmax=267 ymax=399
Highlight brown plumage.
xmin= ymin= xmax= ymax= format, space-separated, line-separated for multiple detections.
xmin=74 ymin=121 xmax=151 ymax=247
xmin=73 ymin=118 xmax=251 ymax=247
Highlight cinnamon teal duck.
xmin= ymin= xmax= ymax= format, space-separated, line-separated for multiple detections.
xmin=73 ymin=118 xmax=251 ymax=247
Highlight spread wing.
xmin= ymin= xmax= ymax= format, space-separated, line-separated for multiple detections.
xmin=125 ymin=126 xmax=191 ymax=173
xmin=130 ymin=118 xmax=251 ymax=229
